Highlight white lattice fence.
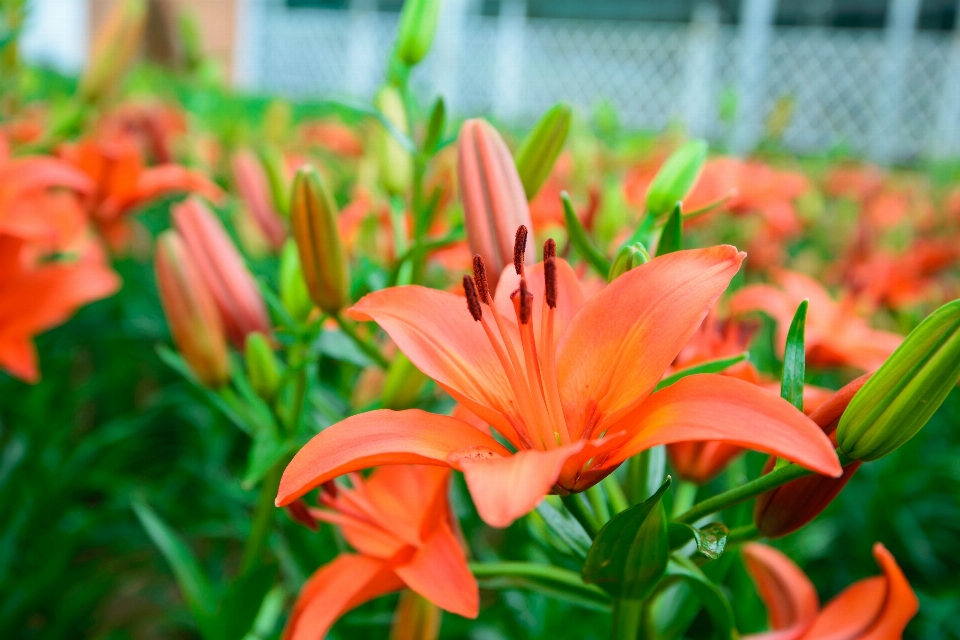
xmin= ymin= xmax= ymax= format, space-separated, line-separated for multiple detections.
xmin=243 ymin=1 xmax=960 ymax=162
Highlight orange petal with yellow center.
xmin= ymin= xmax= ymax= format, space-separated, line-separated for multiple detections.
xmin=603 ymin=375 xmax=841 ymax=477
xmin=276 ymin=409 xmax=510 ymax=506
xmin=557 ymin=246 xmax=745 ymax=439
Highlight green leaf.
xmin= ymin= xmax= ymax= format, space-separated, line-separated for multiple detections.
xmin=242 ymin=434 xmax=294 ymax=490
xmin=837 ymin=298 xmax=960 ymax=461
xmin=313 ymin=330 xmax=374 ymax=367
xmin=781 ymin=299 xmax=808 ymax=412
xmin=422 ymin=97 xmax=446 ymax=154
xmin=655 ymin=353 xmax=748 ymax=391
xmin=131 ymin=496 xmax=218 ymax=639
xmin=471 ymin=562 xmax=611 ymax=612
xmin=667 ymin=522 xmax=729 ymax=559
xmin=656 ymin=202 xmax=683 ymax=256
xmin=214 ymin=564 xmax=277 ymax=640
xmin=662 ymin=556 xmax=736 ymax=640
xmin=645 ymin=140 xmax=708 ymax=217
xmin=562 ymin=191 xmax=610 ymax=277
xmin=515 ymin=102 xmax=572 ymax=200
xmin=582 ymin=477 xmax=671 ymax=600
xmin=535 ymin=499 xmax=593 ymax=560
xmin=242 ymin=585 xmax=287 ymax=640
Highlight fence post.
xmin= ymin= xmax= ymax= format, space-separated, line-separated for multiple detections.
xmin=234 ymin=0 xmax=267 ymax=89
xmin=432 ymin=0 xmax=472 ymax=114
xmin=932 ymin=0 xmax=960 ymax=159
xmin=493 ymin=0 xmax=527 ymax=122
xmin=732 ymin=0 xmax=777 ymax=155
xmin=347 ymin=0 xmax=379 ymax=99
xmin=871 ymin=0 xmax=921 ymax=163
xmin=684 ymin=3 xmax=721 ymax=139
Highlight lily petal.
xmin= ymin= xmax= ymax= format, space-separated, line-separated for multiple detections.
xmin=742 ymin=543 xmax=819 ymax=640
xmin=604 ymin=375 xmax=841 ymax=477
xmin=276 ymin=409 xmax=509 ymax=506
xmin=363 ymin=465 xmax=452 ymax=546
xmin=455 ymin=443 xmax=583 ymax=528
xmin=394 ymin=522 xmax=479 ymax=619
xmin=284 ymin=554 xmax=402 ymax=640
xmin=557 ymin=246 xmax=744 ymax=438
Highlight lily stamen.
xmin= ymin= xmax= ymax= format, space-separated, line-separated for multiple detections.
xmin=511 ymin=279 xmax=556 ymax=449
xmin=541 ymin=251 xmax=571 ymax=444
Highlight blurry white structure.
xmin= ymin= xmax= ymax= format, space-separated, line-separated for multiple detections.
xmin=19 ymin=0 xmax=88 ymax=74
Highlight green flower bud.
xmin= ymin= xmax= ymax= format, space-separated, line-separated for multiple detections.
xmin=608 ymin=242 xmax=650 ymax=281
xmin=279 ymin=240 xmax=315 ymax=323
xmin=290 ymin=165 xmax=349 ymax=314
xmin=244 ymin=332 xmax=282 ymax=403
xmin=381 ymin=353 xmax=427 ymax=410
xmin=645 ymin=140 xmax=708 ymax=218
xmin=837 ymin=299 xmax=960 ymax=461
xmin=375 ymin=85 xmax=413 ymax=196
xmin=515 ymin=102 xmax=572 ymax=200
xmin=395 ymin=0 xmax=442 ymax=67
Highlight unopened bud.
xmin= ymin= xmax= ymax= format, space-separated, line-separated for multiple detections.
xmin=80 ymin=0 xmax=147 ymax=102
xmin=608 ymin=242 xmax=651 ymax=281
xmin=154 ymin=231 xmax=230 ymax=388
xmin=390 ymin=590 xmax=441 ymax=640
xmin=245 ymin=332 xmax=282 ymax=403
xmin=375 ymin=86 xmax=413 ymax=196
xmin=458 ymin=119 xmax=535 ymax=289
xmin=515 ymin=102 xmax=572 ymax=200
xmin=837 ymin=299 xmax=960 ymax=461
xmin=290 ymin=165 xmax=349 ymax=313
xmin=381 ymin=353 xmax=428 ymax=410
xmin=395 ymin=0 xmax=442 ymax=67
xmin=645 ymin=140 xmax=708 ymax=218
xmin=279 ymin=240 xmax=315 ymax=323
xmin=232 ymin=149 xmax=286 ymax=251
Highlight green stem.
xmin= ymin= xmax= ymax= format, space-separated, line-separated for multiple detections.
xmin=587 ymin=484 xmax=611 ymax=525
xmin=611 ymin=600 xmax=642 ymax=640
xmin=240 ymin=462 xmax=283 ymax=575
xmin=469 ymin=561 xmax=610 ymax=607
xmin=671 ymin=481 xmax=698 ymax=518
xmin=334 ymin=314 xmax=390 ymax=369
xmin=674 ymin=455 xmax=850 ymax=524
xmin=561 ymin=493 xmax=601 ymax=537
xmin=603 ymin=475 xmax=630 ymax=515
xmin=726 ymin=523 xmax=760 ymax=546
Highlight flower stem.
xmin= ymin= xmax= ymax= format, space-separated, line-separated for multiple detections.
xmin=611 ymin=600 xmax=642 ymax=640
xmin=469 ymin=561 xmax=610 ymax=609
xmin=561 ymin=493 xmax=601 ymax=536
xmin=726 ymin=523 xmax=760 ymax=546
xmin=240 ymin=462 xmax=283 ymax=575
xmin=671 ymin=481 xmax=698 ymax=518
xmin=587 ymin=484 xmax=612 ymax=525
xmin=334 ymin=313 xmax=390 ymax=369
xmin=603 ymin=475 xmax=630 ymax=515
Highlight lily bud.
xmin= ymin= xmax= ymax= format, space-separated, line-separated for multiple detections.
xmin=390 ymin=590 xmax=441 ymax=640
xmin=395 ymin=0 xmax=442 ymax=67
xmin=290 ymin=165 xmax=349 ymax=313
xmin=232 ymin=150 xmax=286 ymax=251
xmin=514 ymin=102 xmax=572 ymax=200
xmin=279 ymin=240 xmax=315 ymax=323
xmin=381 ymin=353 xmax=428 ymax=410
xmin=837 ymin=299 xmax=960 ymax=461
xmin=458 ymin=119 xmax=535 ymax=289
xmin=375 ymin=86 xmax=413 ymax=195
xmin=754 ymin=374 xmax=870 ymax=538
xmin=80 ymin=0 xmax=147 ymax=102
xmin=608 ymin=242 xmax=650 ymax=281
xmin=154 ymin=231 xmax=230 ymax=388
xmin=172 ymin=198 xmax=272 ymax=348
xmin=645 ymin=140 xmax=708 ymax=218
xmin=245 ymin=332 xmax=281 ymax=403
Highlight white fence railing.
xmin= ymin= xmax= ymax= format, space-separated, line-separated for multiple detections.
xmin=240 ymin=0 xmax=960 ymax=163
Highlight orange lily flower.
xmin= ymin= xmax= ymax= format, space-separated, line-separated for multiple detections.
xmin=277 ymin=231 xmax=840 ymax=527
xmin=0 ymin=235 xmax=120 ymax=382
xmin=284 ymin=466 xmax=477 ymax=639
xmin=60 ymin=135 xmax=224 ymax=249
xmin=730 ymin=269 xmax=902 ymax=372
xmin=742 ymin=542 xmax=918 ymax=639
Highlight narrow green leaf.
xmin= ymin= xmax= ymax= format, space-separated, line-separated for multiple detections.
xmin=535 ymin=499 xmax=593 ymax=560
xmin=583 ymin=477 xmax=671 ymax=600
xmin=242 ymin=435 xmax=294 ymax=490
xmin=667 ymin=522 xmax=729 ymax=559
xmin=215 ymin=564 xmax=277 ymax=640
xmin=471 ymin=562 xmax=611 ymax=612
xmin=645 ymin=140 xmax=708 ymax=217
xmin=781 ymin=300 xmax=808 ymax=412
xmin=656 ymin=202 xmax=683 ymax=256
xmin=515 ymin=102 xmax=572 ymax=200
xmin=562 ymin=191 xmax=610 ymax=276
xmin=242 ymin=585 xmax=287 ymax=640
xmin=662 ymin=557 xmax=736 ymax=640
xmin=131 ymin=496 xmax=218 ymax=637
xmin=655 ymin=353 xmax=748 ymax=391
xmin=422 ymin=97 xmax=446 ymax=154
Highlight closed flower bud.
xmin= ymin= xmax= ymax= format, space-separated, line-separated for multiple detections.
xmin=80 ymin=0 xmax=147 ymax=102
xmin=232 ymin=150 xmax=287 ymax=251
xmin=172 ymin=198 xmax=272 ymax=348
xmin=608 ymin=242 xmax=650 ymax=281
xmin=754 ymin=374 xmax=870 ymax=538
xmin=458 ymin=119 xmax=535 ymax=289
xmin=515 ymin=102 xmax=572 ymax=200
xmin=245 ymin=332 xmax=282 ymax=403
xmin=381 ymin=353 xmax=428 ymax=410
xmin=395 ymin=0 xmax=442 ymax=67
xmin=645 ymin=140 xmax=708 ymax=218
xmin=375 ymin=86 xmax=413 ymax=195
xmin=837 ymin=299 xmax=960 ymax=461
xmin=154 ymin=231 xmax=230 ymax=388
xmin=279 ymin=240 xmax=315 ymax=323
xmin=290 ymin=165 xmax=349 ymax=313
xmin=390 ymin=590 xmax=441 ymax=640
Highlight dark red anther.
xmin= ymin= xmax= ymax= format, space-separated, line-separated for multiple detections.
xmin=544 ymin=256 xmax=557 ymax=309
xmin=511 ymin=277 xmax=532 ymax=324
xmin=321 ymin=480 xmax=339 ymax=498
xmin=514 ymin=225 xmax=528 ymax=275
xmin=543 ymin=238 xmax=556 ymax=260
xmin=472 ymin=254 xmax=491 ymax=303
xmin=463 ymin=275 xmax=483 ymax=321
